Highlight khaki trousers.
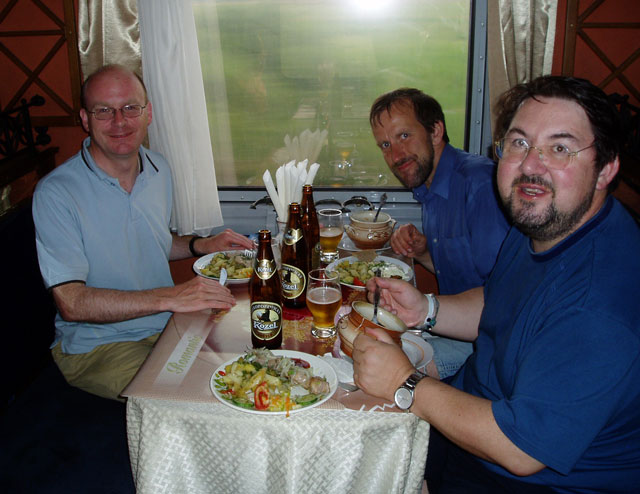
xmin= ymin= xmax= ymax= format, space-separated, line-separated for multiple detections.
xmin=51 ymin=332 xmax=160 ymax=401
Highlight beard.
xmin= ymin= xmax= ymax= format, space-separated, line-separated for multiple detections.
xmin=392 ymin=154 xmax=434 ymax=189
xmin=502 ymin=174 xmax=597 ymax=243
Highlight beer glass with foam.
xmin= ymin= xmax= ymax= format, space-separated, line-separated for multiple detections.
xmin=306 ymin=269 xmax=342 ymax=338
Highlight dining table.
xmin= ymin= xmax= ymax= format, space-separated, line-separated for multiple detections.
xmin=123 ymin=256 xmax=430 ymax=494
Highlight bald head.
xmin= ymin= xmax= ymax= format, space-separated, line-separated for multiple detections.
xmin=81 ymin=64 xmax=147 ymax=109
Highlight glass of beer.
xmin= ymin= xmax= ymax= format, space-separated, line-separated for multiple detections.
xmin=306 ymin=269 xmax=342 ymax=338
xmin=318 ymin=208 xmax=344 ymax=264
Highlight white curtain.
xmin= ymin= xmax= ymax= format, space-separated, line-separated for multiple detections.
xmin=137 ymin=0 xmax=223 ymax=235
xmin=488 ymin=0 xmax=557 ymax=131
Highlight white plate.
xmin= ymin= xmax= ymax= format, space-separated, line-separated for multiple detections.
xmin=193 ymin=250 xmax=253 ymax=284
xmin=210 ymin=350 xmax=338 ymax=415
xmin=326 ymin=255 xmax=413 ymax=290
xmin=401 ymin=332 xmax=434 ymax=370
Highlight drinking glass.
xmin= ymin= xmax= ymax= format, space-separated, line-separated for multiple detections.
xmin=306 ymin=269 xmax=342 ymax=338
xmin=318 ymin=208 xmax=343 ymax=264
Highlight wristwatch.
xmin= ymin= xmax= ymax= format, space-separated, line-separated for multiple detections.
xmin=394 ymin=371 xmax=427 ymax=411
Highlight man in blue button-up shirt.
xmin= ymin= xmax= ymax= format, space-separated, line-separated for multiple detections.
xmin=370 ymin=88 xmax=509 ymax=379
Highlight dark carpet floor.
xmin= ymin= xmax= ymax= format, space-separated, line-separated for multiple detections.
xmin=1 ymin=361 xmax=135 ymax=494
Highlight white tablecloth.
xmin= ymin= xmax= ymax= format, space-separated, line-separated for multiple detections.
xmin=127 ymin=397 xmax=429 ymax=494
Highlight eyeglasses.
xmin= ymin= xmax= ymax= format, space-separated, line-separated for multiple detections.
xmin=87 ymin=104 xmax=147 ymax=121
xmin=494 ymin=137 xmax=595 ymax=170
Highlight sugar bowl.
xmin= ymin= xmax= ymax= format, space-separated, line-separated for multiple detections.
xmin=344 ymin=210 xmax=396 ymax=250
xmin=337 ymin=301 xmax=407 ymax=357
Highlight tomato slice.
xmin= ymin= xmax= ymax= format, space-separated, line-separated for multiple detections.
xmin=254 ymin=381 xmax=270 ymax=410
xmin=352 ymin=277 xmax=365 ymax=287
xmin=291 ymin=357 xmax=310 ymax=369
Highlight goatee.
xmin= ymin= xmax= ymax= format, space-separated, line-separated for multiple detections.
xmin=503 ymin=174 xmax=596 ymax=243
xmin=393 ymin=155 xmax=434 ymax=189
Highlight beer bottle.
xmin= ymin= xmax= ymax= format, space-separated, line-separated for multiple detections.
xmin=300 ymin=184 xmax=320 ymax=270
xmin=250 ymin=230 xmax=283 ymax=349
xmin=280 ymin=202 xmax=307 ymax=308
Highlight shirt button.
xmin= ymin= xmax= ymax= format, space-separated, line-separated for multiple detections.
xmin=433 ymin=238 xmax=438 ymax=243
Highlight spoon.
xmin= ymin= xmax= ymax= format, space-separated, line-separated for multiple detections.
xmin=373 ymin=193 xmax=387 ymax=223
xmin=338 ymin=381 xmax=359 ymax=392
xmin=372 ymin=268 xmax=381 ymax=325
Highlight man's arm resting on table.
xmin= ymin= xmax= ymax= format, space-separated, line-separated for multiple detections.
xmin=410 ymin=376 xmax=546 ymax=477
xmin=170 ymin=229 xmax=255 ymax=261
xmin=390 ymin=224 xmax=434 ymax=272
xmin=52 ymin=279 xmax=235 ymax=324
xmin=414 ymin=250 xmax=435 ymax=272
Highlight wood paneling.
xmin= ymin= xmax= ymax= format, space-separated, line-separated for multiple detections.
xmin=560 ymin=0 xmax=640 ymax=104
xmin=0 ymin=0 xmax=81 ymax=127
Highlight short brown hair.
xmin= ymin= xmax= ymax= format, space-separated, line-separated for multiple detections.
xmin=494 ymin=76 xmax=621 ymax=172
xmin=370 ymin=88 xmax=450 ymax=143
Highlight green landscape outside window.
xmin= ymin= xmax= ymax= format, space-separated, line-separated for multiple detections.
xmin=194 ymin=0 xmax=470 ymax=188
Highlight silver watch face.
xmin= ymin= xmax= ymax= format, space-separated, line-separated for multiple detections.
xmin=394 ymin=386 xmax=413 ymax=410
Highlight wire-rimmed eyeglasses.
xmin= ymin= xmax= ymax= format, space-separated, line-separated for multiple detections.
xmin=87 ymin=104 xmax=147 ymax=121
xmin=494 ymin=137 xmax=595 ymax=170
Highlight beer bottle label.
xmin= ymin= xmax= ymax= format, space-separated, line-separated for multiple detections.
xmin=280 ymin=263 xmax=306 ymax=299
xmin=250 ymin=302 xmax=282 ymax=341
xmin=254 ymin=258 xmax=276 ymax=280
xmin=283 ymin=228 xmax=303 ymax=246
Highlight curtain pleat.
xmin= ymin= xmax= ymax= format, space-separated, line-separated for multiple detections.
xmin=77 ymin=0 xmax=141 ymax=79
xmin=488 ymin=0 xmax=557 ymax=133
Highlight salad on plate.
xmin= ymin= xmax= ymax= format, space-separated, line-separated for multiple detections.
xmin=211 ymin=348 xmax=336 ymax=415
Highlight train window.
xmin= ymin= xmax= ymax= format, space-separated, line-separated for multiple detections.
xmin=193 ymin=0 xmax=472 ymax=188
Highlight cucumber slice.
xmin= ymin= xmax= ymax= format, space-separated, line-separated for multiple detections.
xmin=296 ymin=393 xmax=319 ymax=406
xmin=232 ymin=397 xmax=254 ymax=409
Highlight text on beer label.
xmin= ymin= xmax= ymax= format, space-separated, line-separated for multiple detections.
xmin=251 ymin=301 xmax=282 ymax=340
xmin=254 ymin=258 xmax=276 ymax=280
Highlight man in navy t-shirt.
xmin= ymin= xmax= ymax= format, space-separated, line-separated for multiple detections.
xmin=353 ymin=77 xmax=640 ymax=492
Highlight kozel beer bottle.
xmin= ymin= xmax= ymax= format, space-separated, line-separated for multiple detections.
xmin=280 ymin=202 xmax=308 ymax=308
xmin=250 ymin=230 xmax=282 ymax=349
xmin=300 ymin=184 xmax=320 ymax=271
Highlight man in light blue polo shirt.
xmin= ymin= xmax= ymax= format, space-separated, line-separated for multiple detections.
xmin=33 ymin=64 xmax=254 ymax=400
xmin=370 ymin=88 xmax=509 ymax=379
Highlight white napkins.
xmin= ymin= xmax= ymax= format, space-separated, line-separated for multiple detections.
xmin=272 ymin=128 xmax=328 ymax=165
xmin=321 ymin=353 xmax=355 ymax=384
xmin=262 ymin=160 xmax=320 ymax=222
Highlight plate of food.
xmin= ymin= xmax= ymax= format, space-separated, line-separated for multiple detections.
xmin=326 ymin=255 xmax=413 ymax=290
xmin=193 ymin=250 xmax=254 ymax=284
xmin=210 ymin=348 xmax=338 ymax=415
